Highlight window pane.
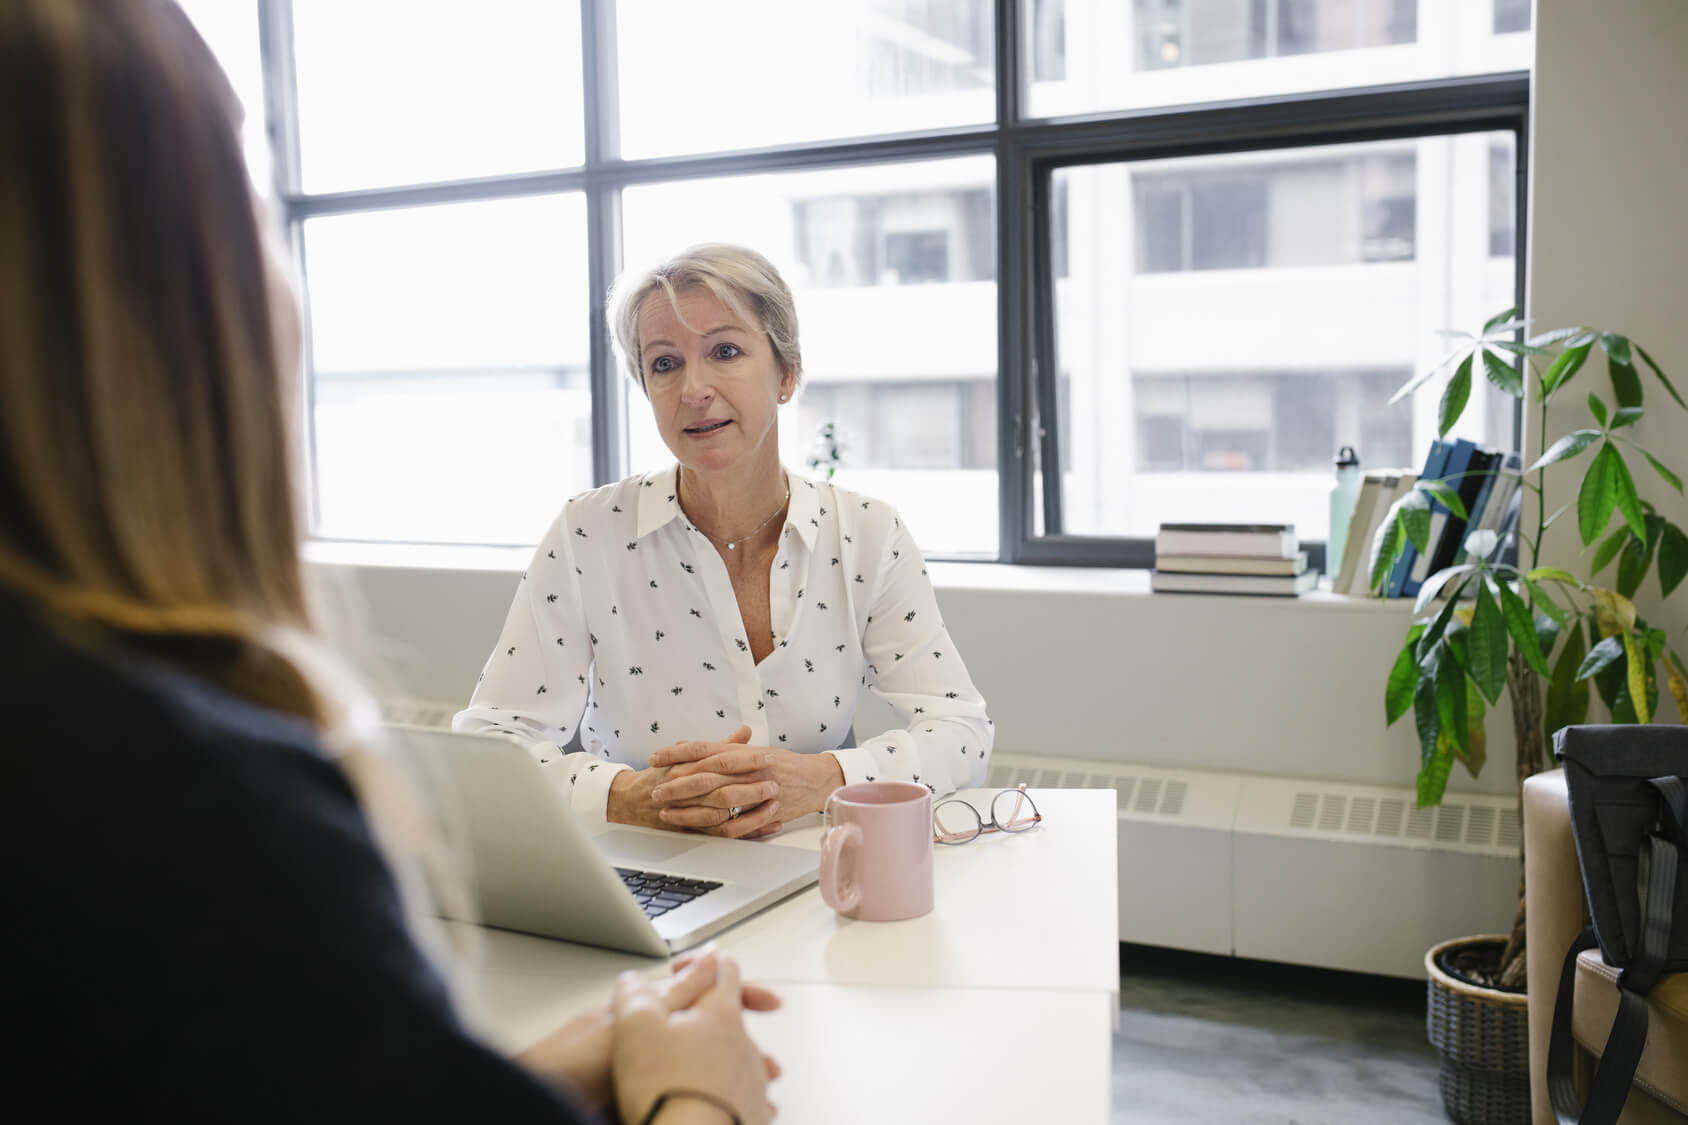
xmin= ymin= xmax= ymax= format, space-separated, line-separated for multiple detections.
xmin=1028 ymin=0 xmax=1531 ymax=119
xmin=621 ymin=158 xmax=999 ymax=558
xmin=1043 ymin=133 xmax=1518 ymax=543
xmin=304 ymin=195 xmax=590 ymax=545
xmin=290 ymin=0 xmax=583 ymax=193
xmin=176 ymin=0 xmax=270 ymax=189
xmin=615 ymin=1 xmax=994 ymax=159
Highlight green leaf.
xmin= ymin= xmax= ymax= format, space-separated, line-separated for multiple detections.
xmin=1529 ymin=326 xmax=1589 ymax=348
xmin=1591 ymin=526 xmax=1631 ymax=576
xmin=1483 ymin=307 xmax=1517 ymax=333
xmin=1526 ymin=566 xmax=1580 ymax=585
xmin=1386 ymin=640 xmax=1422 ymax=726
xmin=1481 ymin=348 xmax=1523 ymax=396
xmin=1607 ymin=446 xmax=1647 ymax=541
xmin=1389 ymin=344 xmax=1471 ymax=406
xmin=1439 ymin=356 xmax=1473 ymax=437
xmin=1400 ymin=493 xmax=1433 ymax=554
xmin=1460 ymin=677 xmax=1488 ymax=779
xmin=1659 ymin=521 xmax=1688 ymax=597
xmin=1414 ymin=565 xmax=1474 ymax=616
xmin=1544 ymin=626 xmax=1590 ymax=741
xmin=1524 ymin=577 xmax=1569 ymax=625
xmin=1635 ymin=343 xmax=1686 ymax=410
xmin=1636 ymin=447 xmax=1684 ymax=493
xmin=1577 ymin=442 xmax=1620 ymax=545
xmin=1492 ymin=340 xmax=1549 ymax=357
xmin=1527 ymin=429 xmax=1601 ymax=473
xmin=1418 ymin=736 xmax=1455 ymax=808
xmin=1421 ymin=480 xmax=1467 ymax=521
xmin=1534 ymin=610 xmax=1562 ymax=662
xmin=1417 ymin=587 xmax=1466 ymax=659
xmin=1468 ymin=580 xmax=1510 ymax=703
xmin=1587 ymin=392 xmax=1609 ymax=429
xmin=1368 ymin=509 xmax=1405 ymax=593
xmin=1498 ymin=579 xmax=1549 ymax=678
xmin=1541 ymin=341 xmax=1592 ymax=399
xmin=1436 ymin=647 xmax=1468 ymax=756
xmin=1622 ymin=631 xmax=1650 ymax=724
xmin=1615 ymin=520 xmax=1660 ymax=600
xmin=1610 ymin=406 xmax=1644 ymax=430
xmin=1609 ymin=357 xmax=1643 ymax=409
xmin=1576 ymin=634 xmax=1626 ymax=680
xmin=1601 ymin=332 xmax=1633 ymax=366
xmin=1413 ymin=673 xmax=1440 ymax=778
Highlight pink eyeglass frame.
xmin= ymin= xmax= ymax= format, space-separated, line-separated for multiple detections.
xmin=932 ymin=783 xmax=1043 ymax=845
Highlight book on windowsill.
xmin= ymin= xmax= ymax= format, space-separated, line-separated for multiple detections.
xmin=1150 ymin=569 xmax=1320 ymax=597
xmin=1154 ymin=522 xmax=1298 ymax=559
xmin=1153 ymin=551 xmax=1309 ymax=577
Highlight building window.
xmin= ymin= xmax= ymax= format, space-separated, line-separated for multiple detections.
xmin=243 ymin=0 xmax=1527 ymax=562
xmin=1494 ymin=0 xmax=1532 ymax=35
xmin=1133 ymin=149 xmax=1415 ymax=273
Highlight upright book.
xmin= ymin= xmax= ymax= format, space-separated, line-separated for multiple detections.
xmin=1386 ymin=441 xmax=1450 ymax=598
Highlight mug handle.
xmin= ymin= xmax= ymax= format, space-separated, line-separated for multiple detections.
xmin=820 ymin=821 xmax=864 ymax=914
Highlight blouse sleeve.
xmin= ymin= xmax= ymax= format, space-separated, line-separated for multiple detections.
xmin=452 ymin=506 xmax=630 ymax=821
xmin=829 ymin=514 xmax=994 ymax=797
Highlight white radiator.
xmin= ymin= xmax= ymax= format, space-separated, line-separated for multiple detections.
xmin=988 ymin=751 xmax=1520 ymax=980
xmin=381 ymin=703 xmax=1517 ymax=980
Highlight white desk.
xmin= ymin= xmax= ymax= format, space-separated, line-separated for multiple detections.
xmin=460 ymin=789 xmax=1118 ymax=1124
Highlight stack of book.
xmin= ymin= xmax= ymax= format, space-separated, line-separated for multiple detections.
xmin=1151 ymin=523 xmax=1315 ymax=596
xmin=1332 ymin=439 xmax=1523 ymax=598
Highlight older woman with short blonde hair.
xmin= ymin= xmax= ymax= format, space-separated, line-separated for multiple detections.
xmin=455 ymin=243 xmax=994 ymax=836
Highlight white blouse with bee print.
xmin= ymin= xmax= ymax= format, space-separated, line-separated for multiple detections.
xmin=452 ymin=465 xmax=995 ymax=823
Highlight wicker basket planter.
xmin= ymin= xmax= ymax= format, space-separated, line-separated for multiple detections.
xmin=1425 ymin=935 xmax=1531 ymax=1125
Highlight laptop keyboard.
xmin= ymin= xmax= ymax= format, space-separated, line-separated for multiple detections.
xmin=614 ymin=868 xmax=725 ymax=919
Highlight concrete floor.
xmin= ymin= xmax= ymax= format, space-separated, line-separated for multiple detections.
xmin=1114 ymin=944 xmax=1450 ymax=1125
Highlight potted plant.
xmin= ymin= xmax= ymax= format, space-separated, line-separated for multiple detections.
xmin=1365 ymin=309 xmax=1687 ymax=1124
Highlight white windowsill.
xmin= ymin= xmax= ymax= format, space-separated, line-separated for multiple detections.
xmin=304 ymin=538 xmax=1411 ymax=614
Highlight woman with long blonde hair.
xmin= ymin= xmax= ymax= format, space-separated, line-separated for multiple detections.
xmin=0 ymin=2 xmax=775 ymax=1121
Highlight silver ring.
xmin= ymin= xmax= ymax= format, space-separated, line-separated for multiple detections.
xmin=728 ymin=806 xmax=743 ymax=819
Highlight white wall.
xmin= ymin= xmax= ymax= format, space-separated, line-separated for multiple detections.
xmin=1529 ymin=0 xmax=1688 ymax=723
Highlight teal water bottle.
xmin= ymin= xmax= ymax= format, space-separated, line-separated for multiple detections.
xmin=1327 ymin=445 xmax=1361 ymax=578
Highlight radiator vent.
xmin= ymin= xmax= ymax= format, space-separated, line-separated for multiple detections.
xmin=1282 ymin=787 xmax=1516 ymax=853
xmin=988 ymin=760 xmax=1194 ymax=819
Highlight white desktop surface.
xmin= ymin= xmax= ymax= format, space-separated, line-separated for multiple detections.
xmin=459 ymin=789 xmax=1119 ymax=1123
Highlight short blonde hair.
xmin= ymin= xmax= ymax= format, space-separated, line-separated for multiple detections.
xmin=609 ymin=242 xmax=803 ymax=393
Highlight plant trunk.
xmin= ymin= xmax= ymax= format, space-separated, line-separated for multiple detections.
xmin=1497 ymin=649 xmax=1546 ymax=990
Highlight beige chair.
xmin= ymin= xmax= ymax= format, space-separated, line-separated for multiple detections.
xmin=1524 ymin=769 xmax=1688 ymax=1124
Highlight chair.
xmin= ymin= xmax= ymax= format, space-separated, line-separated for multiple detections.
xmin=1523 ymin=769 xmax=1688 ymax=1124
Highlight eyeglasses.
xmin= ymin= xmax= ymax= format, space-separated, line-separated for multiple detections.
xmin=933 ymin=784 xmax=1042 ymax=845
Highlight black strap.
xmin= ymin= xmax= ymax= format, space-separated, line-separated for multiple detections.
xmin=1547 ymin=775 xmax=1683 ymax=1125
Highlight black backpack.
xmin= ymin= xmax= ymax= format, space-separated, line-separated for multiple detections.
xmin=1548 ymin=724 xmax=1688 ymax=1125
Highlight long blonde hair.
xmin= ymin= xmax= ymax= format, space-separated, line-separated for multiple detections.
xmin=0 ymin=0 xmax=468 ymax=958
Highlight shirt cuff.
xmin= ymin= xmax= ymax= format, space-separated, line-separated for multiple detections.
xmin=828 ymin=729 xmax=917 ymax=785
xmin=561 ymin=755 xmax=630 ymax=824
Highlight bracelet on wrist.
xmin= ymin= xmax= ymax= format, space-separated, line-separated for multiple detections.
xmin=639 ymin=1087 xmax=742 ymax=1125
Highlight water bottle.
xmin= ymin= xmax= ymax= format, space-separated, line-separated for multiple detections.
xmin=1328 ymin=445 xmax=1361 ymax=578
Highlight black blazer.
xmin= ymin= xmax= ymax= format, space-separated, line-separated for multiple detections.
xmin=1 ymin=597 xmax=588 ymax=1122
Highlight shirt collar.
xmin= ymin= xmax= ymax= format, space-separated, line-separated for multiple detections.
xmin=635 ymin=464 xmax=821 ymax=553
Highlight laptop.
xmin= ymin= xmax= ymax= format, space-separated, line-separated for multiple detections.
xmin=385 ymin=724 xmax=820 ymax=957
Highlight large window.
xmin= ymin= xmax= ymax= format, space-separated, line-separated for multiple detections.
xmin=234 ymin=0 xmax=1528 ymax=564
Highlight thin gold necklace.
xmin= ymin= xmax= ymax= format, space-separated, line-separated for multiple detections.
xmin=693 ymin=477 xmax=790 ymax=551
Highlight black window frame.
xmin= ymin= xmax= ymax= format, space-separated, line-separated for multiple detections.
xmin=256 ymin=0 xmax=1528 ymax=569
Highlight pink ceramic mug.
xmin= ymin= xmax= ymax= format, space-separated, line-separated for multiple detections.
xmin=819 ymin=781 xmax=934 ymax=922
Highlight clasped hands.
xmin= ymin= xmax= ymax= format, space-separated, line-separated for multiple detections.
xmin=607 ymin=724 xmax=845 ymax=839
